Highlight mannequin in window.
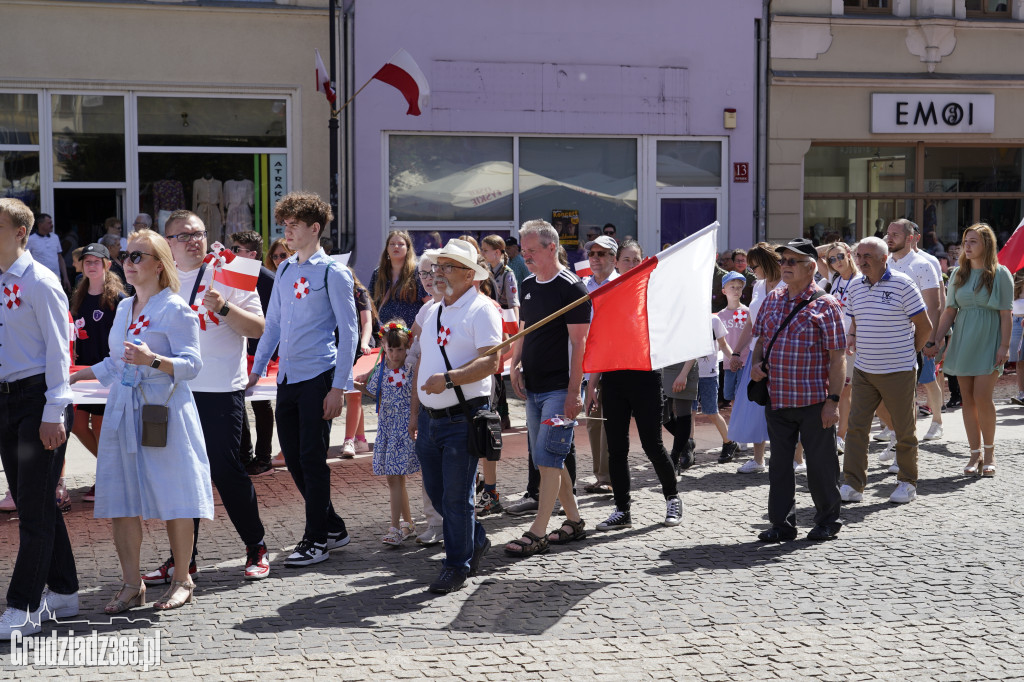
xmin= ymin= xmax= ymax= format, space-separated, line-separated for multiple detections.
xmin=153 ymin=171 xmax=186 ymax=232
xmin=224 ymin=170 xmax=255 ymax=235
xmin=193 ymin=171 xmax=224 ymax=244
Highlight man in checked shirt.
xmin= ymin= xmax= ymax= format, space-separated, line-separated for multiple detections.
xmin=750 ymin=238 xmax=846 ymax=543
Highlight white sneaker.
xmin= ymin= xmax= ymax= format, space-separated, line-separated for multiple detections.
xmin=923 ymin=422 xmax=943 ymax=441
xmin=889 ymin=481 xmax=917 ymax=504
xmin=839 ymin=484 xmax=863 ymax=502
xmin=0 ymin=606 xmax=41 ymax=639
xmin=836 ymin=436 xmax=846 ymax=454
xmin=737 ymin=459 xmax=766 ymax=474
xmin=0 ymin=490 xmax=15 ymax=512
xmin=888 ymin=462 xmax=900 ymax=474
xmin=40 ymin=588 xmax=78 ymax=620
xmin=341 ymin=439 xmax=356 ymax=458
xmin=416 ymin=525 xmax=444 ymax=546
xmin=879 ymin=435 xmax=897 ymax=463
xmin=873 ymin=427 xmax=893 ymax=442
xmin=737 ymin=442 xmax=748 ymax=452
xmin=793 ymin=461 xmax=807 ymax=474
xmin=354 ymin=438 xmax=371 ymax=453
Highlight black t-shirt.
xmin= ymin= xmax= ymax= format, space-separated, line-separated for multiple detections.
xmin=520 ymin=269 xmax=591 ymax=393
xmin=73 ymin=292 xmax=124 ymax=366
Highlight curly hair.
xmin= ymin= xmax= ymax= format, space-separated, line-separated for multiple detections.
xmin=273 ymin=191 xmax=333 ymax=233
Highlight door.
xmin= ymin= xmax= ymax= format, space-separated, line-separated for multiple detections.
xmin=53 ymin=188 xmax=123 ymax=245
xmin=658 ymin=197 xmax=717 ymax=249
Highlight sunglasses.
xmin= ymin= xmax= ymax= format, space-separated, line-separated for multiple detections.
xmin=230 ymin=245 xmax=256 ymax=254
xmin=587 ymin=250 xmax=612 ymax=258
xmin=167 ymin=230 xmax=207 ymax=243
xmin=124 ymin=251 xmax=155 ymax=264
xmin=778 ymin=257 xmax=812 ymax=267
xmin=271 ymin=252 xmax=290 ymax=261
xmin=826 ymin=253 xmax=847 ymax=265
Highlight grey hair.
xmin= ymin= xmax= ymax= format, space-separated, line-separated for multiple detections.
xmin=418 ymin=253 xmax=433 ymax=270
xmin=135 ymin=213 xmax=153 ymax=227
xmin=99 ymin=234 xmax=120 ymax=251
xmin=857 ymin=236 xmax=889 ymax=256
xmin=519 ymin=219 xmax=559 ymax=248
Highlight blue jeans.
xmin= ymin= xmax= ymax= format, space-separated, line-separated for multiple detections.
xmin=417 ymin=410 xmax=487 ymax=574
xmin=526 ymin=388 xmax=572 ymax=469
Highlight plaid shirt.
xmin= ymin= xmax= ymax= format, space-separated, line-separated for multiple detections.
xmin=752 ymin=280 xmax=846 ymax=409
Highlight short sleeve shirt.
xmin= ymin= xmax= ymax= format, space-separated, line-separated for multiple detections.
xmin=520 ymin=268 xmax=592 ymax=393
xmin=716 ymin=305 xmax=750 ymax=365
xmin=26 ymin=233 xmax=63 ymax=278
xmin=697 ymin=316 xmax=728 ymax=377
xmin=889 ymin=250 xmax=939 ymax=293
xmin=845 ymin=268 xmax=925 ymax=374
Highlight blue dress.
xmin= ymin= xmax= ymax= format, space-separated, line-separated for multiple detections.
xmin=91 ymin=288 xmax=214 ymax=521
xmin=369 ymin=267 xmax=427 ymax=328
xmin=366 ymin=360 xmax=421 ymax=476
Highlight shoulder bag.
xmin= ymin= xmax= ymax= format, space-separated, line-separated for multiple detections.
xmin=747 ymin=291 xmax=824 ymax=407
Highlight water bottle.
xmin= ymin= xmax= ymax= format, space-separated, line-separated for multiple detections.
xmin=121 ymin=339 xmax=142 ymax=387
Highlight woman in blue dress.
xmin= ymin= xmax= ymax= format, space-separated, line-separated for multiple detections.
xmin=71 ymin=229 xmax=213 ymax=613
xmin=368 ymin=230 xmax=428 ymax=328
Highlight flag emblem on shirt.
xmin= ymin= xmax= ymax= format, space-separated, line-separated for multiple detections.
xmin=3 ymin=284 xmax=21 ymax=309
xmin=73 ymin=317 xmax=88 ymax=340
xmin=437 ymin=326 xmax=452 ymax=346
xmin=294 ymin=277 xmax=310 ymax=299
xmin=128 ymin=315 xmax=150 ymax=335
xmin=190 ymin=285 xmax=220 ymax=331
xmin=732 ymin=310 xmax=748 ymax=325
xmin=387 ymin=368 xmax=407 ymax=387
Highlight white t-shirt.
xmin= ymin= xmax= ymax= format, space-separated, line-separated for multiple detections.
xmin=26 ymin=233 xmax=62 ymax=278
xmin=697 ymin=316 xmax=727 ymax=378
xmin=889 ymin=250 xmax=939 ymax=293
xmin=1013 ymin=298 xmax=1024 ymax=316
xmin=177 ymin=266 xmax=264 ymax=392
xmin=916 ymin=249 xmax=943 ymax=287
xmin=416 ymin=287 xmax=502 ymax=410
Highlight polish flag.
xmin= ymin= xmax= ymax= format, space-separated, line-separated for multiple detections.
xmin=582 ymin=223 xmax=719 ymax=373
xmin=500 ymin=308 xmax=519 ymax=336
xmin=372 ymin=49 xmax=430 ymax=116
xmin=997 ymin=216 xmax=1024 ymax=271
xmin=315 ymin=49 xmax=337 ymax=105
xmin=205 ymin=242 xmax=261 ymax=292
xmin=574 ymin=259 xmax=592 ymax=278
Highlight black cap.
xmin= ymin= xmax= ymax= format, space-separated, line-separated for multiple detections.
xmin=504 ymin=237 xmax=518 ymax=247
xmin=80 ymin=243 xmax=111 ymax=260
xmin=776 ymin=238 xmax=818 ymax=260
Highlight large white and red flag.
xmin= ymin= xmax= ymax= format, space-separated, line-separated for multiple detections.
xmin=997 ymin=216 xmax=1024 ymax=271
xmin=372 ymin=49 xmax=430 ymax=116
xmin=582 ymin=222 xmax=718 ymax=373
xmin=204 ymin=242 xmax=261 ymax=292
xmin=315 ymin=49 xmax=337 ymax=106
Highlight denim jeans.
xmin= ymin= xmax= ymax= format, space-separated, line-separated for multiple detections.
xmin=417 ymin=410 xmax=487 ymax=574
xmin=722 ymin=368 xmax=742 ymax=402
xmin=526 ymin=388 xmax=572 ymax=469
xmin=0 ymin=382 xmax=78 ymax=611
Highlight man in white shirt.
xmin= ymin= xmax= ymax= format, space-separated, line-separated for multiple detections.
xmin=886 ymin=219 xmax=944 ymax=443
xmin=581 ymin=235 xmax=618 ymax=494
xmin=141 ymin=210 xmax=270 ymax=585
xmin=26 ymin=213 xmax=71 ymax=291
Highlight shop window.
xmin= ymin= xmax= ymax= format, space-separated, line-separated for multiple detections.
xmin=519 ymin=137 xmax=637 ymax=256
xmin=965 ymin=0 xmax=1010 ymax=16
xmin=389 ymin=135 xmax=514 ymax=221
xmin=805 ymin=146 xmax=915 ymax=194
xmin=0 ymin=151 xmax=41 ymax=214
xmin=843 ymin=0 xmax=891 ymax=12
xmin=0 ymin=92 xmax=39 ymax=145
xmin=51 ymin=94 xmax=125 ymax=182
xmin=923 ymin=146 xmax=1022 ymax=193
xmin=406 ymin=229 xmax=511 ymax=256
xmin=656 ymin=140 xmax=722 ymax=188
xmin=138 ymin=97 xmax=287 ymax=148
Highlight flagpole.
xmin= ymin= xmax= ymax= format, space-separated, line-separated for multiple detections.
xmin=477 ymin=292 xmax=594 ymax=359
xmin=331 ymin=76 xmax=374 ymax=118
xmin=328 ymin=0 xmax=340 ymax=248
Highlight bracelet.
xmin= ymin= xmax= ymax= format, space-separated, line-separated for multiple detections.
xmin=731 ymin=352 xmax=740 ymax=357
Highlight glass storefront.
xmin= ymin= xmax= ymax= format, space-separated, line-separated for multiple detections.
xmin=51 ymin=94 xmax=125 ymax=182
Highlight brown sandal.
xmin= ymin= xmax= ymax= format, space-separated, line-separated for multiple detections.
xmin=548 ymin=518 xmax=587 ymax=544
xmin=503 ymin=531 xmax=549 ymax=557
xmin=105 ymin=583 xmax=145 ymax=614
xmin=153 ymin=580 xmax=194 ymax=610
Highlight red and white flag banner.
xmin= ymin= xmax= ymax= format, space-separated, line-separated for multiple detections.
xmin=582 ymin=222 xmax=719 ymax=373
xmin=315 ymin=49 xmax=337 ymax=105
xmin=574 ymin=259 xmax=592 ymax=278
xmin=205 ymin=242 xmax=261 ymax=292
xmin=372 ymin=49 xmax=430 ymax=116
xmin=997 ymin=216 xmax=1024 ymax=272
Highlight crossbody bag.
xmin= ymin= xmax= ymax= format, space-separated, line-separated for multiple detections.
xmin=747 ymin=291 xmax=824 ymax=407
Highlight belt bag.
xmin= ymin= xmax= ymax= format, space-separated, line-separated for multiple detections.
xmin=436 ymin=306 xmax=502 ymax=461
xmin=139 ymin=384 xmax=176 ymax=448
xmin=747 ymin=291 xmax=823 ymax=407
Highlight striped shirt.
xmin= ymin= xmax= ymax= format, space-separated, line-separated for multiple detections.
xmin=845 ymin=268 xmax=925 ymax=374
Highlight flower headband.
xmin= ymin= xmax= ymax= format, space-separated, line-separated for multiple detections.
xmin=377 ymin=321 xmax=411 ymax=338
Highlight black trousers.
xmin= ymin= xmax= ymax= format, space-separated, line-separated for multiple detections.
xmin=765 ymin=400 xmax=841 ymax=532
xmin=240 ymin=399 xmax=274 ymax=464
xmin=0 ymin=381 xmax=78 ymax=611
xmin=191 ymin=391 xmax=265 ymax=551
xmin=275 ymin=370 xmax=347 ymax=543
xmin=601 ymin=370 xmax=678 ymax=511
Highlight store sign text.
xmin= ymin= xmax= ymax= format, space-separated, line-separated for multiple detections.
xmin=870 ymin=94 xmax=994 ymax=134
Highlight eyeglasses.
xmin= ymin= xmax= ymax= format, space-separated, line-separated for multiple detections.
xmin=418 ymin=271 xmax=435 ymax=279
xmin=603 ymin=231 xmax=615 ymax=236
xmin=271 ymin=252 xmax=290 ymax=261
xmin=430 ymin=263 xmax=472 ymax=275
xmin=124 ymin=251 xmax=156 ymax=264
xmin=826 ymin=253 xmax=847 ymax=265
xmin=230 ymin=245 xmax=256 ymax=254
xmin=166 ymin=230 xmax=207 ymax=243
xmin=778 ymin=257 xmax=812 ymax=267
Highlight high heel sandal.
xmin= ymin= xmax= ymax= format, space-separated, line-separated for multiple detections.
xmin=105 ymin=583 xmax=145 ymax=614
xmin=153 ymin=580 xmax=194 ymax=610
xmin=964 ymin=449 xmax=983 ymax=477
xmin=982 ymin=445 xmax=996 ymax=478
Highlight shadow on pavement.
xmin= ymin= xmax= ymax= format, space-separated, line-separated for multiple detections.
xmin=448 ymin=578 xmax=611 ymax=634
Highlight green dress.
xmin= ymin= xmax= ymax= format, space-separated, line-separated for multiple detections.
xmin=943 ymin=265 xmax=1013 ymax=377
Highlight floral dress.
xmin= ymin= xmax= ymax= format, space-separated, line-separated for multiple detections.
xmin=366 ymin=360 xmax=421 ymax=476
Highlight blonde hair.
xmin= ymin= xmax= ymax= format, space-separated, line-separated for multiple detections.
xmin=0 ymin=198 xmax=33 ymax=247
xmin=129 ymin=229 xmax=180 ymax=292
xmin=953 ymin=223 xmax=999 ymax=296
xmin=824 ymin=241 xmax=855 ymax=276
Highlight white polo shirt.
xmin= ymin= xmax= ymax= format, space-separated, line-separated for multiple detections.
xmin=177 ymin=266 xmax=264 ymax=392
xmin=845 ymin=268 xmax=925 ymax=374
xmin=417 ymin=287 xmax=502 ymax=410
xmin=26 ymin=232 xmax=63 ymax=278
xmin=889 ymin=249 xmax=939 ymax=294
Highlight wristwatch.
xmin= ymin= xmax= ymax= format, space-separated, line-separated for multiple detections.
xmin=444 ymin=372 xmax=454 ymax=389
xmin=826 ymin=393 xmax=840 ymax=403
xmin=219 ymin=303 xmax=230 ymax=316
xmin=151 ymin=356 xmax=162 ymax=370
xmin=924 ymin=341 xmax=936 ymax=348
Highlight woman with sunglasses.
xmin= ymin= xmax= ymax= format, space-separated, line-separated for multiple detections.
xmin=70 ymin=229 xmax=213 ymax=613
xmin=264 ymin=237 xmax=294 ymax=272
xmin=824 ymin=242 xmax=858 ymax=454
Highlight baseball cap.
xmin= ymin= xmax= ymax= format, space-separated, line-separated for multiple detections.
xmin=584 ymin=235 xmax=618 ymax=255
xmin=504 ymin=237 xmax=518 ymax=247
xmin=721 ymin=271 xmax=746 ymax=287
xmin=776 ymin=238 xmax=818 ymax=260
xmin=80 ymin=243 xmax=111 ymax=260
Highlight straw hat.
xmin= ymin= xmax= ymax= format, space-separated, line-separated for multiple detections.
xmin=426 ymin=239 xmax=489 ymax=281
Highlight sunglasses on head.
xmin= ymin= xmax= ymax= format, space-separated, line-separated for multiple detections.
xmin=124 ymin=251 xmax=155 ymax=264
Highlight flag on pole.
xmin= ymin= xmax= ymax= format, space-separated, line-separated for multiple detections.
xmin=204 ymin=242 xmax=261 ymax=292
xmin=315 ymin=49 xmax=337 ymax=105
xmin=582 ymin=223 xmax=719 ymax=373
xmin=372 ymin=49 xmax=430 ymax=116
xmin=500 ymin=308 xmax=519 ymax=336
xmin=574 ymin=259 xmax=592 ymax=278
xmin=997 ymin=216 xmax=1024 ymax=271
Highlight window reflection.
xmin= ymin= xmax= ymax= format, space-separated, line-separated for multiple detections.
xmin=138 ymin=97 xmax=287 ymax=148
xmin=51 ymin=94 xmax=125 ymax=182
xmin=656 ymin=141 xmax=721 ymax=187
xmin=0 ymin=151 xmax=41 ymax=214
xmin=0 ymin=93 xmax=39 ymax=145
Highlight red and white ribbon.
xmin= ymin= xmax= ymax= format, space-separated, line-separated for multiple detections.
xmin=294 ymin=277 xmax=310 ymax=299
xmin=732 ymin=310 xmax=748 ymax=325
xmin=74 ymin=317 xmax=89 ymax=340
xmin=3 ymin=284 xmax=21 ymax=309
xmin=437 ymin=326 xmax=451 ymax=347
xmin=128 ymin=315 xmax=150 ymax=335
xmin=190 ymin=284 xmax=220 ymax=331
xmin=386 ymin=368 xmax=407 ymax=387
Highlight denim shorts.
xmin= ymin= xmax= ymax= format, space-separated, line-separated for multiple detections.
xmin=693 ymin=376 xmax=719 ymax=415
xmin=526 ymin=388 xmax=573 ymax=469
xmin=918 ymin=354 xmax=936 ymax=385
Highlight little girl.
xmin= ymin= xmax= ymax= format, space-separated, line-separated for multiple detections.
xmin=356 ymin=319 xmax=420 ymax=545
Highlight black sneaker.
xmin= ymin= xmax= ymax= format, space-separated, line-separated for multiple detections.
xmin=945 ymin=397 xmax=962 ymax=409
xmin=718 ymin=441 xmax=739 ymax=464
xmin=468 ymin=539 xmax=491 ymax=577
xmin=284 ymin=538 xmax=329 ymax=567
xmin=245 ymin=460 xmax=274 ymax=477
xmin=676 ymin=438 xmax=696 ymax=474
xmin=325 ymin=529 xmax=350 ymax=551
xmin=596 ymin=509 xmax=632 ymax=530
xmin=427 ymin=567 xmax=467 ymax=594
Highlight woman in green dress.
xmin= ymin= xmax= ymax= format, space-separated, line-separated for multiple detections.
xmin=925 ymin=224 xmax=1012 ymax=478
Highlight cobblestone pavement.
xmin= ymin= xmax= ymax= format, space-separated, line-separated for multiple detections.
xmin=3 ymin=379 xmax=1024 ymax=680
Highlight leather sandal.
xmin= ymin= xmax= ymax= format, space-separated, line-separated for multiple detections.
xmin=105 ymin=583 xmax=145 ymax=614
xmin=503 ymin=531 xmax=549 ymax=557
xmin=153 ymin=580 xmax=194 ymax=610
xmin=547 ymin=518 xmax=587 ymax=545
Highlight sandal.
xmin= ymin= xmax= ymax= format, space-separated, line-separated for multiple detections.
xmin=982 ymin=444 xmax=996 ymax=478
xmin=382 ymin=526 xmax=403 ymax=546
xmin=503 ymin=531 xmax=549 ymax=557
xmin=964 ymin=448 xmax=983 ymax=476
xmin=548 ymin=518 xmax=587 ymax=545
xmin=400 ymin=520 xmax=416 ymax=541
xmin=583 ymin=482 xmax=613 ymax=495
xmin=153 ymin=580 xmax=194 ymax=610
xmin=105 ymin=583 xmax=145 ymax=614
